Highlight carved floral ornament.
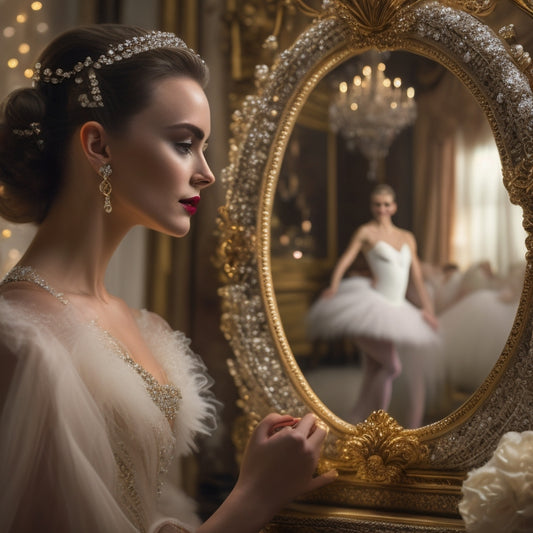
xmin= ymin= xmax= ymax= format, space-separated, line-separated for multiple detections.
xmin=217 ymin=0 xmax=533 ymax=516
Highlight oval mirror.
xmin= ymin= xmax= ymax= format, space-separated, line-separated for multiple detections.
xmin=270 ymin=49 xmax=527 ymax=429
xmin=218 ymin=0 xmax=533 ymax=520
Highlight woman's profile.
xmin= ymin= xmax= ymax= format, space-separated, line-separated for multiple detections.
xmin=307 ymin=184 xmax=438 ymax=428
xmin=0 ymin=24 xmax=336 ymax=533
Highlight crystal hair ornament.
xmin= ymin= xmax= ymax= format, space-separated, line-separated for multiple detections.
xmin=12 ymin=122 xmax=41 ymax=137
xmin=32 ymin=31 xmax=201 ymax=109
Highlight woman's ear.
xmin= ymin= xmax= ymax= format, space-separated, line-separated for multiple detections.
xmin=79 ymin=121 xmax=111 ymax=172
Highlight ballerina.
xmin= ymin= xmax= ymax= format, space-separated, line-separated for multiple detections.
xmin=307 ymin=184 xmax=438 ymax=428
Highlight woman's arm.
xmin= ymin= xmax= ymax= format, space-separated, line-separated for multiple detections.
xmin=324 ymin=228 xmax=366 ymax=297
xmin=407 ymin=233 xmax=438 ymax=329
xmin=197 ymin=413 xmax=337 ymax=533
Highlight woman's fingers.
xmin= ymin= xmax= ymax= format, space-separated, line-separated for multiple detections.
xmin=306 ymin=469 xmax=339 ymax=492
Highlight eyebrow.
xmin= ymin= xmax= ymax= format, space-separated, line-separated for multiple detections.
xmin=165 ymin=123 xmax=206 ymax=140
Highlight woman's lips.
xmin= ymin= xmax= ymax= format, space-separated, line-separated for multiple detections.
xmin=179 ymin=196 xmax=200 ymax=215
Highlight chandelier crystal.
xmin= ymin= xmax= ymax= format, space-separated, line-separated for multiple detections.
xmin=329 ymin=52 xmax=417 ymax=181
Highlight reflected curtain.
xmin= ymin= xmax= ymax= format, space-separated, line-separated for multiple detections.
xmin=413 ymin=71 xmax=499 ymax=268
xmin=453 ymin=123 xmax=526 ymax=274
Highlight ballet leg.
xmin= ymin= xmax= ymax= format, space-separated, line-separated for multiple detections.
xmin=349 ymin=336 xmax=402 ymax=424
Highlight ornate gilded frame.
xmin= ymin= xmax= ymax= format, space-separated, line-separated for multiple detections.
xmin=217 ymin=0 xmax=533 ymax=520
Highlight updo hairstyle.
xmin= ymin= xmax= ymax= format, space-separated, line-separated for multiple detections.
xmin=0 ymin=24 xmax=208 ymax=223
xmin=371 ymin=183 xmax=397 ymax=201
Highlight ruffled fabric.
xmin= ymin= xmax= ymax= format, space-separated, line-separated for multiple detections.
xmin=306 ymin=276 xmax=438 ymax=347
xmin=0 ymin=296 xmax=218 ymax=533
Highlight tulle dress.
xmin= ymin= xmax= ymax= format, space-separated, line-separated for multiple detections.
xmin=0 ymin=266 xmax=218 ymax=533
xmin=306 ymin=240 xmax=437 ymax=347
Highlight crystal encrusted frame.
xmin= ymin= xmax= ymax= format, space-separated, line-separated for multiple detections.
xmin=217 ymin=0 xmax=533 ymax=518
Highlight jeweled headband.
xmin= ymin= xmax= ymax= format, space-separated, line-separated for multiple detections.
xmin=32 ymin=30 xmax=201 ymax=109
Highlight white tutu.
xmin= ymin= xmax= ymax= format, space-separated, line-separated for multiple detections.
xmin=306 ymin=275 xmax=438 ymax=347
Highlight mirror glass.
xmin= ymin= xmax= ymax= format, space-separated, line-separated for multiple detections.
xmin=271 ymin=50 xmax=526 ymax=429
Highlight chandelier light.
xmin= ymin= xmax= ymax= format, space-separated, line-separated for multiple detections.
xmin=329 ymin=53 xmax=417 ymax=181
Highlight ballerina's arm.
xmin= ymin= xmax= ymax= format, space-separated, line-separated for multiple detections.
xmin=323 ymin=228 xmax=366 ymax=297
xmin=407 ymin=233 xmax=438 ymax=330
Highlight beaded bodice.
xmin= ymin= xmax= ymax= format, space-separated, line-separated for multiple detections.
xmin=1 ymin=265 xmax=182 ymax=423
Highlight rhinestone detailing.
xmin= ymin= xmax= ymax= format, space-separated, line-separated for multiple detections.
xmin=1 ymin=265 xmax=182 ymax=422
xmin=1 ymin=265 xmax=68 ymax=304
xmin=96 ymin=324 xmax=182 ymax=422
xmin=33 ymin=31 xmax=200 ymax=108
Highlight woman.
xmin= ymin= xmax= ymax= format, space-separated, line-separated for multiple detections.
xmin=307 ymin=184 xmax=438 ymax=428
xmin=0 ymin=25 xmax=336 ymax=533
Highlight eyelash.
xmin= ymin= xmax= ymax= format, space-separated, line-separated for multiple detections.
xmin=174 ymin=141 xmax=209 ymax=156
xmin=174 ymin=142 xmax=193 ymax=155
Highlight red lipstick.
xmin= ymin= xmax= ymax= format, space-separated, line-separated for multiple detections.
xmin=179 ymin=196 xmax=200 ymax=215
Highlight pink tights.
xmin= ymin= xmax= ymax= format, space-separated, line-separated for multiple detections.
xmin=349 ymin=336 xmax=401 ymax=425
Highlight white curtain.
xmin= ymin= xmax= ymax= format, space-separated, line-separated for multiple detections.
xmin=452 ymin=121 xmax=527 ymax=275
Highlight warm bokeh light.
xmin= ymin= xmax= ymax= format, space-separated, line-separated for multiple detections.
xmin=24 ymin=68 xmax=34 ymax=78
xmin=16 ymin=14 xmax=28 ymax=24
xmin=292 ymin=250 xmax=303 ymax=259
xmin=353 ymin=75 xmax=362 ymax=87
xmin=279 ymin=234 xmax=290 ymax=246
xmin=18 ymin=43 xmax=30 ymax=54
xmin=31 ymin=1 xmax=43 ymax=10
xmin=3 ymin=26 xmax=15 ymax=38
xmin=339 ymin=81 xmax=347 ymax=93
xmin=393 ymin=77 xmax=402 ymax=88
xmin=390 ymin=102 xmax=398 ymax=109
xmin=36 ymin=22 xmax=49 ymax=33
xmin=1 ymin=229 xmax=12 ymax=239
xmin=378 ymin=62 xmax=386 ymax=71
xmin=350 ymin=102 xmax=358 ymax=111
xmin=383 ymin=78 xmax=391 ymax=88
xmin=362 ymin=65 xmax=371 ymax=77
xmin=407 ymin=87 xmax=415 ymax=98
xmin=301 ymin=220 xmax=312 ymax=233
xmin=7 ymin=58 xmax=19 ymax=68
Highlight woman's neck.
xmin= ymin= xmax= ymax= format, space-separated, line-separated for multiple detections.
xmin=19 ymin=199 xmax=132 ymax=302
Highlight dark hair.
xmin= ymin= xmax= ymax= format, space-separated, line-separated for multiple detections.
xmin=0 ymin=24 xmax=208 ymax=223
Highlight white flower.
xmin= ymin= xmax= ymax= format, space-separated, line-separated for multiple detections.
xmin=459 ymin=431 xmax=533 ymax=533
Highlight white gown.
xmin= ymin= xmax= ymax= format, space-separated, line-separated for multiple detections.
xmin=0 ymin=267 xmax=218 ymax=533
xmin=306 ymin=241 xmax=438 ymax=347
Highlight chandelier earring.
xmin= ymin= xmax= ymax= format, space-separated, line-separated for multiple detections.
xmin=98 ymin=164 xmax=113 ymax=214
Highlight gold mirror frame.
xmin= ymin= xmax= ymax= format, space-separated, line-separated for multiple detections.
xmin=217 ymin=0 xmax=533 ymax=519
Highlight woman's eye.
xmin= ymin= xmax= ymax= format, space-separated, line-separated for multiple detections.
xmin=174 ymin=142 xmax=193 ymax=155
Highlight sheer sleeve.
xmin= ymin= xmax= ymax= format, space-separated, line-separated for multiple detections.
xmin=0 ymin=297 xmax=138 ymax=532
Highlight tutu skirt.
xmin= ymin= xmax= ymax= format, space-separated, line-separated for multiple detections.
xmin=306 ymin=276 xmax=438 ymax=347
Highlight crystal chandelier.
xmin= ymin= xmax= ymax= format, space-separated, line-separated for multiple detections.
xmin=329 ymin=53 xmax=417 ymax=181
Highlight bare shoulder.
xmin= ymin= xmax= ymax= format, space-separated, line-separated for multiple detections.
xmin=0 ymin=281 xmax=66 ymax=312
xmin=399 ymin=228 xmax=416 ymax=247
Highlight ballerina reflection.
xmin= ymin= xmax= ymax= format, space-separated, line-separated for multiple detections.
xmin=306 ymin=184 xmax=439 ymax=428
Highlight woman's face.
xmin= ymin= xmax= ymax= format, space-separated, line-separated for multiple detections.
xmin=107 ymin=76 xmax=215 ymax=237
xmin=370 ymin=193 xmax=397 ymax=221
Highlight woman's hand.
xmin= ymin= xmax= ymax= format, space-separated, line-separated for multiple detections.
xmin=198 ymin=413 xmax=336 ymax=533
xmin=321 ymin=286 xmax=337 ymax=299
xmin=235 ymin=413 xmax=337 ymax=513
xmin=422 ymin=309 xmax=439 ymax=330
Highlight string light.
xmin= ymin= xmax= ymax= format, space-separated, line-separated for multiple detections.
xmin=7 ymin=58 xmax=19 ymax=68
xmin=31 ymin=1 xmax=43 ymax=10
xmin=1 ymin=230 xmax=12 ymax=239
xmin=18 ymin=43 xmax=30 ymax=54
xmin=16 ymin=13 xmax=28 ymax=23
xmin=24 ymin=68 xmax=33 ymax=78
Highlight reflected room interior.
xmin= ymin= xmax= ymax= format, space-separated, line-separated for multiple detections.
xmin=271 ymin=50 xmax=526 ymax=428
